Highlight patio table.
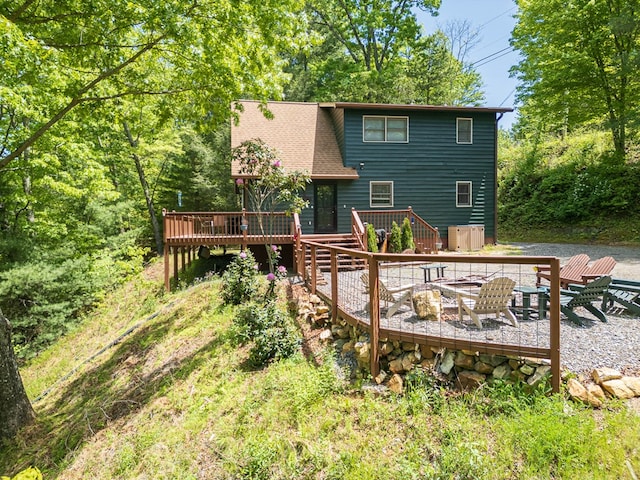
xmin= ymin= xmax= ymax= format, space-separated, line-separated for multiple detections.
xmin=511 ymin=285 xmax=547 ymax=321
xmin=420 ymin=263 xmax=448 ymax=282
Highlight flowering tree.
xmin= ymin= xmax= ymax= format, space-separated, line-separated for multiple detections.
xmin=232 ymin=139 xmax=310 ymax=274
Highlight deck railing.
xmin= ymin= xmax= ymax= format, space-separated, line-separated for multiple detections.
xmin=355 ymin=207 xmax=440 ymax=253
xmin=163 ymin=209 xmax=296 ymax=247
xmin=298 ymin=239 xmax=562 ymax=392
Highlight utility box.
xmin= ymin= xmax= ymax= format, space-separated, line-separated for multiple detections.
xmin=448 ymin=225 xmax=485 ymax=251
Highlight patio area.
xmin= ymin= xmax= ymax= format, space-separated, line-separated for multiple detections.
xmin=303 ymin=246 xmax=640 ymax=377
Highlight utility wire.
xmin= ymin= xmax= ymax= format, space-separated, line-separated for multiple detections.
xmin=33 ymin=298 xmax=184 ymax=403
xmin=498 ymin=88 xmax=516 ymax=107
xmin=473 ymin=48 xmax=514 ymax=68
xmin=477 ymin=6 xmax=517 ymax=30
xmin=471 ymin=46 xmax=513 ymax=67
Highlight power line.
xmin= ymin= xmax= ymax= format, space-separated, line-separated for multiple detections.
xmin=470 ymin=46 xmax=513 ymax=67
xmin=498 ymin=88 xmax=516 ymax=107
xmin=477 ymin=6 xmax=517 ymax=31
xmin=474 ymin=49 xmax=515 ymax=68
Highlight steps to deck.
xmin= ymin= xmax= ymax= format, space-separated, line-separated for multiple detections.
xmin=301 ymin=234 xmax=366 ymax=272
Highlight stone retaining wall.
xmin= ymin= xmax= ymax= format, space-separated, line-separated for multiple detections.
xmin=295 ymin=288 xmax=640 ymax=406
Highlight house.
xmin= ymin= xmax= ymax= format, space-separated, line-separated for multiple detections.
xmin=231 ymin=100 xmax=512 ymax=247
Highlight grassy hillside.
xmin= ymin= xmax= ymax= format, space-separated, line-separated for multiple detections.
xmin=1 ymin=259 xmax=639 ymax=479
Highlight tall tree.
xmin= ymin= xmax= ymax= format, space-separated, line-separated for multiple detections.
xmin=286 ymin=0 xmax=483 ymax=105
xmin=298 ymin=0 xmax=440 ymax=101
xmin=511 ymin=0 xmax=640 ymax=161
xmin=0 ymin=0 xmax=306 ymax=441
xmin=0 ymin=0 xmax=305 ymax=170
xmin=309 ymin=0 xmax=440 ymax=73
xmin=405 ymin=32 xmax=484 ymax=105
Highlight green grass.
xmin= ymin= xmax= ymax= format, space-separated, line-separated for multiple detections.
xmin=1 ymin=262 xmax=639 ymax=479
xmin=499 ymin=216 xmax=640 ymax=246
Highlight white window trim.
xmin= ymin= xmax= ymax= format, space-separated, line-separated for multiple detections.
xmin=456 ymin=117 xmax=473 ymax=144
xmin=456 ymin=181 xmax=473 ymax=207
xmin=363 ymin=116 xmax=409 ymax=143
xmin=370 ymin=181 xmax=394 ymax=208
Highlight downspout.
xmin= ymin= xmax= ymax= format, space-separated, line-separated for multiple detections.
xmin=494 ymin=113 xmax=504 ymax=245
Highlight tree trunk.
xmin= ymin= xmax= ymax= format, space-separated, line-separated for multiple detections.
xmin=133 ymin=153 xmax=163 ymax=255
xmin=0 ymin=310 xmax=35 ymax=441
xmin=123 ymin=121 xmax=164 ymax=255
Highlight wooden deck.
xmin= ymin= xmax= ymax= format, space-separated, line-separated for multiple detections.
xmin=162 ymin=206 xmax=442 ymax=291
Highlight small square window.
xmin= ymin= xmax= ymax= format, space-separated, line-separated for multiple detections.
xmin=457 ymin=118 xmax=473 ymax=144
xmin=386 ymin=118 xmax=408 ymax=142
xmin=456 ymin=181 xmax=472 ymax=207
xmin=370 ymin=181 xmax=394 ymax=207
xmin=363 ymin=117 xmax=385 ymax=141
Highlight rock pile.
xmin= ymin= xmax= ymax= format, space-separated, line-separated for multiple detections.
xmin=567 ymin=367 xmax=640 ymax=407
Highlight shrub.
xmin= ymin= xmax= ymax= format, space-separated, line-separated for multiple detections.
xmin=232 ymin=301 xmax=299 ymax=367
xmin=0 ymin=255 xmax=113 ymax=358
xmin=401 ymin=217 xmax=415 ymax=251
xmin=1 ymin=466 xmax=43 ymax=480
xmin=221 ymin=251 xmax=260 ymax=305
xmin=388 ymin=221 xmax=402 ymax=253
xmin=366 ymin=223 xmax=378 ymax=253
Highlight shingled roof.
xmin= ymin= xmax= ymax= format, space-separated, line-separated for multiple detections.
xmin=231 ymin=100 xmax=358 ymax=180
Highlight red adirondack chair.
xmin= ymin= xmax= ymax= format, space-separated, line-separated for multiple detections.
xmin=535 ymin=254 xmax=590 ymax=287
xmin=559 ymin=256 xmax=616 ymax=288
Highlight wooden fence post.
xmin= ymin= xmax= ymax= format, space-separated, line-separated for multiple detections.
xmin=310 ymin=244 xmax=317 ymax=295
xmin=550 ymin=257 xmax=561 ymax=393
xmin=369 ymin=257 xmax=380 ymax=378
xmin=331 ymin=250 xmax=338 ymax=323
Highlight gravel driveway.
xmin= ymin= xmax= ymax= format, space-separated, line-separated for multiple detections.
xmin=509 ymin=242 xmax=640 ymax=281
xmin=506 ymin=242 xmax=640 ymax=375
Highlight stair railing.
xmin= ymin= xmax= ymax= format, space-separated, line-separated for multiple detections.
xmin=354 ymin=206 xmax=440 ymax=253
xmin=351 ymin=208 xmax=367 ymax=251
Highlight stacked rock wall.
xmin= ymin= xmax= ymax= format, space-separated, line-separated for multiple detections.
xmin=294 ymin=287 xmax=640 ymax=405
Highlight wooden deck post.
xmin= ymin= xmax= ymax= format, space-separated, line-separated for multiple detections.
xmin=550 ymin=257 xmax=561 ymax=393
xmin=164 ymin=246 xmax=170 ymax=292
xmin=162 ymin=208 xmax=170 ymax=292
xmin=310 ymin=244 xmax=317 ymax=295
xmin=241 ymin=208 xmax=248 ymax=251
xmin=331 ymin=250 xmax=338 ymax=324
xmin=173 ymin=248 xmax=179 ymax=286
xmin=369 ymin=257 xmax=380 ymax=378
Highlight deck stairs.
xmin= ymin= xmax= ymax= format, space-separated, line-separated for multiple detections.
xmin=301 ymin=233 xmax=366 ymax=272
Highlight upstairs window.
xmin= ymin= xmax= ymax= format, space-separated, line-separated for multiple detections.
xmin=456 ymin=118 xmax=473 ymax=144
xmin=370 ymin=181 xmax=394 ymax=207
xmin=363 ymin=116 xmax=408 ymax=142
xmin=456 ymin=181 xmax=472 ymax=207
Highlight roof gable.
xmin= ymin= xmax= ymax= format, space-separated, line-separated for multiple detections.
xmin=231 ymin=100 xmax=358 ymax=179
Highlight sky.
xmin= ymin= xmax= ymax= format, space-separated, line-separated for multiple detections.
xmin=416 ymin=0 xmax=520 ymax=129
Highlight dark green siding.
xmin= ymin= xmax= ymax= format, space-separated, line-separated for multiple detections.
xmin=299 ymin=107 xmax=499 ymax=240
xmin=338 ymin=108 xmax=497 ymax=241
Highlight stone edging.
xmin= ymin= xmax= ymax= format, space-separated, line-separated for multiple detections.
xmin=295 ymin=289 xmax=640 ymax=406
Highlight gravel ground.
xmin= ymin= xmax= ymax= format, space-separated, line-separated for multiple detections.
xmin=508 ymin=242 xmax=640 ymax=375
xmin=318 ymin=242 xmax=640 ymax=376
